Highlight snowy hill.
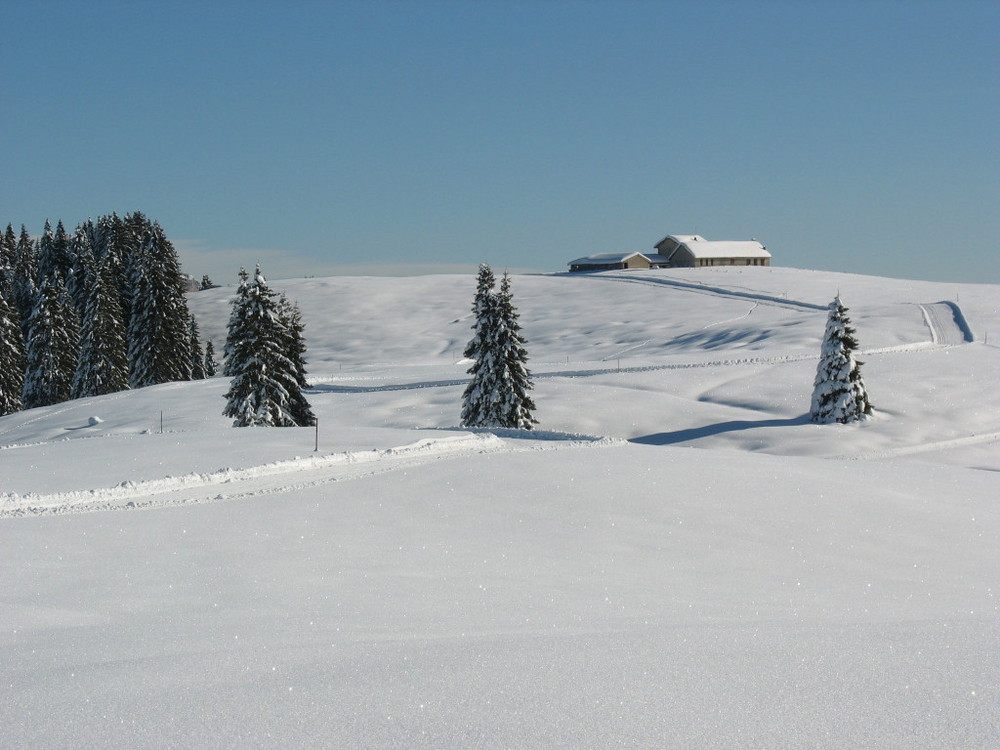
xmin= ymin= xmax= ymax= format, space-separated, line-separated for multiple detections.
xmin=2 ymin=266 xmax=999 ymax=749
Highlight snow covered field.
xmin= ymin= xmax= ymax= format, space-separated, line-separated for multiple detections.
xmin=2 ymin=266 xmax=999 ymax=749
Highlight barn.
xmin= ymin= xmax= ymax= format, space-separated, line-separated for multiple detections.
xmin=653 ymin=235 xmax=771 ymax=267
xmin=567 ymin=252 xmax=660 ymax=272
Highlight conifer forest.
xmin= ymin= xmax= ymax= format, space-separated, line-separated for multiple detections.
xmin=0 ymin=213 xmax=205 ymax=416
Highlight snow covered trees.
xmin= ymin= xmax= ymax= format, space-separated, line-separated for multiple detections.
xmin=203 ymin=339 xmax=218 ymax=377
xmin=810 ymin=296 xmax=873 ymax=424
xmin=0 ymin=285 xmax=24 ymax=416
xmin=126 ymin=216 xmax=192 ymax=388
xmin=460 ymin=265 xmax=537 ymax=429
xmin=72 ymin=262 xmax=128 ymax=398
xmin=222 ymin=266 xmax=315 ymax=427
xmin=188 ymin=316 xmax=207 ymax=380
xmin=0 ymin=212 xmax=202 ymax=416
xmin=22 ymin=279 xmax=79 ymax=409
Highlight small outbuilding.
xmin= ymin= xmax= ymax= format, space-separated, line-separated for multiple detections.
xmin=568 ymin=252 xmax=655 ymax=272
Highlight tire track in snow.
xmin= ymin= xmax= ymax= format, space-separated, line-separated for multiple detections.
xmin=0 ymin=433 xmax=622 ymax=518
xmin=0 ymin=434 xmax=506 ymax=517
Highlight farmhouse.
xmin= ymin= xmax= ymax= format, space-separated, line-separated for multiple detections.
xmin=653 ymin=235 xmax=771 ymax=268
xmin=568 ymin=235 xmax=771 ymax=272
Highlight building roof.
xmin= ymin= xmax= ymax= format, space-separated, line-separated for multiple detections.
xmin=656 ymin=234 xmax=706 ymax=247
xmin=568 ymin=252 xmax=649 ymax=266
xmin=679 ymin=239 xmax=770 ymax=259
xmin=654 ymin=235 xmax=770 ymax=260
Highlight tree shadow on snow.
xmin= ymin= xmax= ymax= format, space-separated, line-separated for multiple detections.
xmin=631 ymin=414 xmax=810 ymax=446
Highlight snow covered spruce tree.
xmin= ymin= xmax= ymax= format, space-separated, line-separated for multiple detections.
xmin=67 ymin=223 xmax=97 ymax=314
xmin=277 ymin=294 xmax=315 ymax=427
xmin=203 ymin=339 xmax=218 ymax=377
xmin=36 ymin=219 xmax=74 ymax=287
xmin=22 ymin=278 xmax=80 ymax=409
xmin=72 ymin=261 xmax=129 ymax=399
xmin=492 ymin=272 xmax=537 ymax=428
xmin=188 ymin=316 xmax=207 ymax=380
xmin=460 ymin=265 xmax=537 ymax=429
xmin=460 ymin=264 xmax=498 ymax=428
xmin=0 ymin=285 xmax=25 ymax=416
xmin=93 ymin=212 xmax=132 ymax=333
xmin=0 ymin=224 xmax=15 ymax=297
xmin=126 ymin=216 xmax=192 ymax=388
xmin=222 ymin=266 xmax=315 ymax=427
xmin=810 ymin=296 xmax=873 ymax=424
xmin=11 ymin=225 xmax=38 ymax=337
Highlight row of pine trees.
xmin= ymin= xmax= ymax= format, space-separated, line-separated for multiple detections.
xmin=0 ymin=213 xmax=214 ymax=417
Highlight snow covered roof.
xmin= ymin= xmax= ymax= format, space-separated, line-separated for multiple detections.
xmin=680 ymin=239 xmax=770 ymax=259
xmin=656 ymin=234 xmax=707 ymax=246
xmin=568 ymin=252 xmax=649 ymax=266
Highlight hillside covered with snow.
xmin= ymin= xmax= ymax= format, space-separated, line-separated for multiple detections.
xmin=2 ymin=266 xmax=999 ymax=749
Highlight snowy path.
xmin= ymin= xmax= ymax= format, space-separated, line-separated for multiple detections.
xmin=918 ymin=302 xmax=975 ymax=345
xmin=0 ymin=433 xmax=620 ymax=518
xmin=0 ymin=435 xmax=506 ymax=517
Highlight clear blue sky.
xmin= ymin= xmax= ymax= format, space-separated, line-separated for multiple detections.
xmin=3 ymin=0 xmax=998 ymax=284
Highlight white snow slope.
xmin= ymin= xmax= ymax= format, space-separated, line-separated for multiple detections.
xmin=2 ymin=266 xmax=999 ymax=749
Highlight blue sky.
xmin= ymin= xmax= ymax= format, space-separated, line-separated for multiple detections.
xmin=2 ymin=0 xmax=998 ymax=284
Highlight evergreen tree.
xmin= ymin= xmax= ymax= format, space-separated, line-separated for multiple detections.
xmin=223 ymin=267 xmax=252 ymax=377
xmin=37 ymin=219 xmax=73 ymax=286
xmin=491 ymin=272 xmax=537 ymax=429
xmin=126 ymin=216 xmax=192 ymax=387
xmin=460 ymin=264 xmax=498 ymax=428
xmin=277 ymin=294 xmax=316 ymax=427
xmin=0 ymin=285 xmax=25 ymax=416
xmin=204 ymin=339 xmax=218 ymax=377
xmin=223 ymin=266 xmax=314 ymax=427
xmin=11 ymin=225 xmax=38 ymax=338
xmin=189 ymin=316 xmax=207 ymax=380
xmin=810 ymin=296 xmax=873 ymax=424
xmin=0 ymin=223 xmax=15 ymax=297
xmin=22 ymin=278 xmax=79 ymax=409
xmin=72 ymin=260 xmax=129 ymax=399
xmin=67 ymin=223 xmax=96 ymax=314
xmin=460 ymin=266 xmax=537 ymax=429
xmin=201 ymin=274 xmax=215 ymax=290
xmin=93 ymin=213 xmax=131 ymax=333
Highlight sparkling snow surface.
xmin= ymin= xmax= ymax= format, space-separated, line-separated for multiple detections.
xmin=2 ymin=267 xmax=999 ymax=749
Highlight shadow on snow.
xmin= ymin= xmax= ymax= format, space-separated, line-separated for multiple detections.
xmin=630 ymin=414 xmax=810 ymax=446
